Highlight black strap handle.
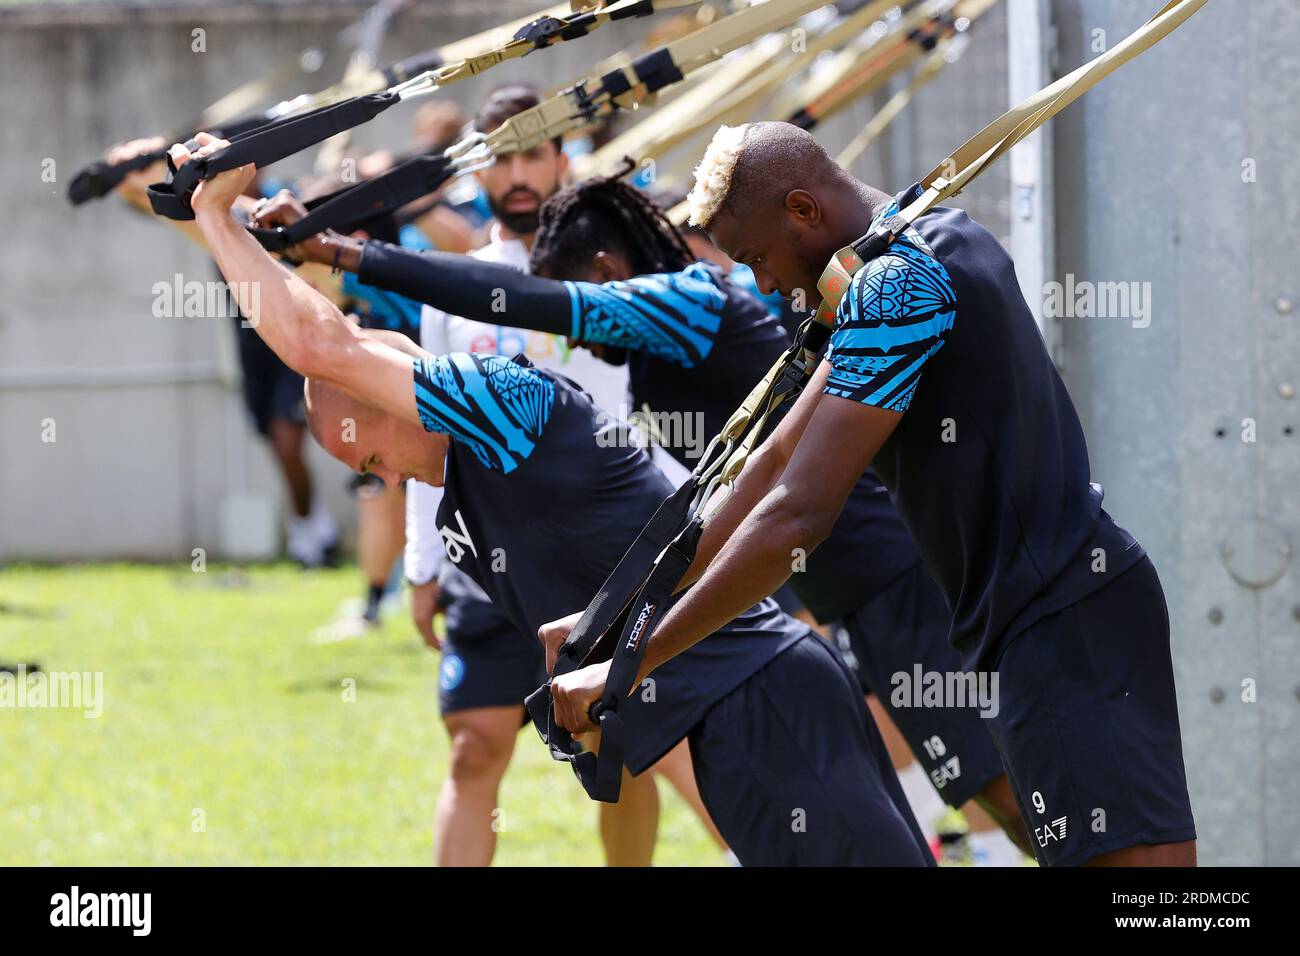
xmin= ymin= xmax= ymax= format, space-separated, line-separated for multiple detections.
xmin=525 ymin=314 xmax=834 ymax=803
xmin=68 ymin=150 xmax=165 ymax=206
xmin=67 ymin=113 xmax=287 ymax=207
xmin=148 ymin=91 xmax=401 ymax=220
xmin=248 ymin=154 xmax=454 ymax=251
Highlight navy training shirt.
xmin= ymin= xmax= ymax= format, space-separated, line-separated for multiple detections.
xmin=563 ymin=261 xmax=788 ymax=470
xmin=564 ymin=261 xmax=924 ymax=623
xmin=411 ymin=351 xmax=804 ymax=773
xmin=824 ymin=186 xmax=1145 ymax=669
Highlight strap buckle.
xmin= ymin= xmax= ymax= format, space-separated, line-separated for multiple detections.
xmin=513 ymin=15 xmax=566 ymax=46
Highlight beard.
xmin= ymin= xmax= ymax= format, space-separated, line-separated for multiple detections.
xmin=487 ymin=187 xmax=544 ymax=236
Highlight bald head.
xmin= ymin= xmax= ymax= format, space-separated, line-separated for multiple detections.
xmin=304 ymin=377 xmax=449 ymax=488
xmin=304 ymin=379 xmax=383 ymax=462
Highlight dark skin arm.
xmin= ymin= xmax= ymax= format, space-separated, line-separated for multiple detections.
xmin=537 ymin=360 xmax=834 ymax=674
xmin=549 ymin=376 xmax=904 ymax=734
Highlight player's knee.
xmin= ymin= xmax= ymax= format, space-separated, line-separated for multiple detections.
xmin=447 ymin=721 xmax=512 ymax=781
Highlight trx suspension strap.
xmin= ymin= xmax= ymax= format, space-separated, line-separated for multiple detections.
xmin=816 ymin=0 xmax=1207 ymax=322
xmin=576 ymin=0 xmax=903 ymax=180
xmin=224 ymin=0 xmax=829 ymax=250
xmin=63 ymin=0 xmax=416 ymax=206
xmin=144 ymin=0 xmax=706 ymax=223
xmin=314 ymin=0 xmax=411 ymax=176
xmin=529 ymin=0 xmax=1208 ymax=803
xmin=783 ymin=0 xmax=991 ymax=130
xmin=657 ymin=0 xmax=976 ymax=223
xmin=835 ymin=24 xmax=970 ymax=169
xmin=65 ymin=48 xmax=329 ymax=206
xmin=74 ymin=0 xmax=667 ymax=208
xmin=524 ymin=311 xmax=836 ymax=802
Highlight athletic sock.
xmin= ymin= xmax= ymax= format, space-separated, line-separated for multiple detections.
xmin=363 ymin=583 xmax=385 ymax=624
xmin=967 ymin=828 xmax=1026 ymax=867
xmin=896 ymin=762 xmax=946 ymax=845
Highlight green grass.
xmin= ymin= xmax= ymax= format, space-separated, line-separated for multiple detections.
xmin=0 ymin=563 xmax=725 ymax=866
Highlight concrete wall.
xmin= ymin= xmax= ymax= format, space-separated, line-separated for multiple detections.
xmin=1051 ymin=0 xmax=1299 ymax=864
xmin=0 ymin=0 xmax=648 ymax=561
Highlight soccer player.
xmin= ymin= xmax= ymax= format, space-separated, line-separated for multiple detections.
xmin=255 ymin=167 xmax=1029 ymax=853
xmin=548 ymin=122 xmax=1198 ymax=867
xmin=170 ymin=132 xmax=931 ymax=866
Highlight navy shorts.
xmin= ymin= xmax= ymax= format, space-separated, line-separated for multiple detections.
xmin=438 ymin=625 xmax=545 ymax=717
xmin=688 ymin=634 xmax=933 ymax=867
xmin=237 ymin=324 xmax=305 ymax=436
xmin=984 ymin=556 xmax=1196 ymax=866
xmin=833 ymin=562 xmax=1006 ymax=808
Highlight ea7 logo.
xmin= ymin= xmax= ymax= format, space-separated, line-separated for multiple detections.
xmin=929 ymin=756 xmax=961 ymax=790
xmin=1035 ymin=816 xmax=1069 ymax=847
xmin=625 ymin=601 xmax=656 ymax=653
xmin=439 ymin=510 xmax=479 ymax=565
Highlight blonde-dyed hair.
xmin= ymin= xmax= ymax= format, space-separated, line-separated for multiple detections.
xmin=686 ymin=124 xmax=750 ymax=229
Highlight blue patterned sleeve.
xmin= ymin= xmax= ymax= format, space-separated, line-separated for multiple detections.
xmin=823 ymin=236 xmax=958 ymax=412
xmin=412 ymin=353 xmax=554 ymax=474
xmin=562 ymin=262 xmax=725 ymax=367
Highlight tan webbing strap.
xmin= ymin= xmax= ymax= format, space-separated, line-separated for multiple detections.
xmin=480 ymin=0 xmax=829 ymax=158
xmin=573 ymin=40 xmax=779 ymax=179
xmin=577 ymin=0 xmax=903 ymax=178
xmin=315 ymin=0 xmax=409 ymax=174
xmin=793 ymin=0 xmax=1002 ymax=129
xmin=816 ymin=0 xmax=1209 ymax=315
xmin=835 ymin=31 xmax=966 ymax=170
xmin=773 ymin=0 xmax=948 ymax=121
xmin=427 ymin=0 xmax=703 ymax=87
xmin=436 ymin=1 xmax=578 ymax=63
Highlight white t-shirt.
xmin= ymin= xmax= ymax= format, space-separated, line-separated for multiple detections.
xmin=405 ymin=225 xmax=635 ymax=587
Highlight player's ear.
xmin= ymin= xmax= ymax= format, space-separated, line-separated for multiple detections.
xmin=785 ymin=189 xmax=821 ymax=225
xmin=591 ymin=250 xmax=622 ymax=282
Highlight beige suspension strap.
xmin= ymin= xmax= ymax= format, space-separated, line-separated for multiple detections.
xmin=835 ymin=26 xmax=968 ymax=169
xmin=787 ymin=0 xmax=1000 ymax=129
xmin=315 ymin=0 xmax=411 ymax=175
xmin=815 ymin=0 xmax=1210 ymax=323
xmin=578 ymin=0 xmax=905 ymax=179
xmin=477 ymin=0 xmax=831 ymax=160
xmin=772 ymin=0 xmax=944 ymax=121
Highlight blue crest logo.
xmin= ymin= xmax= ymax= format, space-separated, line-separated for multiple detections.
xmin=440 ymin=654 xmax=466 ymax=691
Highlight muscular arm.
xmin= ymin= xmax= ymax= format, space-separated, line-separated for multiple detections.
xmin=549 ymin=387 xmax=903 ymax=731
xmin=642 ymin=234 xmax=956 ymax=676
xmin=180 ymin=137 xmax=422 ymax=429
xmin=638 ymin=393 xmax=903 ymax=681
xmin=675 ymin=360 xmax=833 ymax=590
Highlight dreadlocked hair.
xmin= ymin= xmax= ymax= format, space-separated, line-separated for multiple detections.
xmin=529 ymin=158 xmax=695 ymax=279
